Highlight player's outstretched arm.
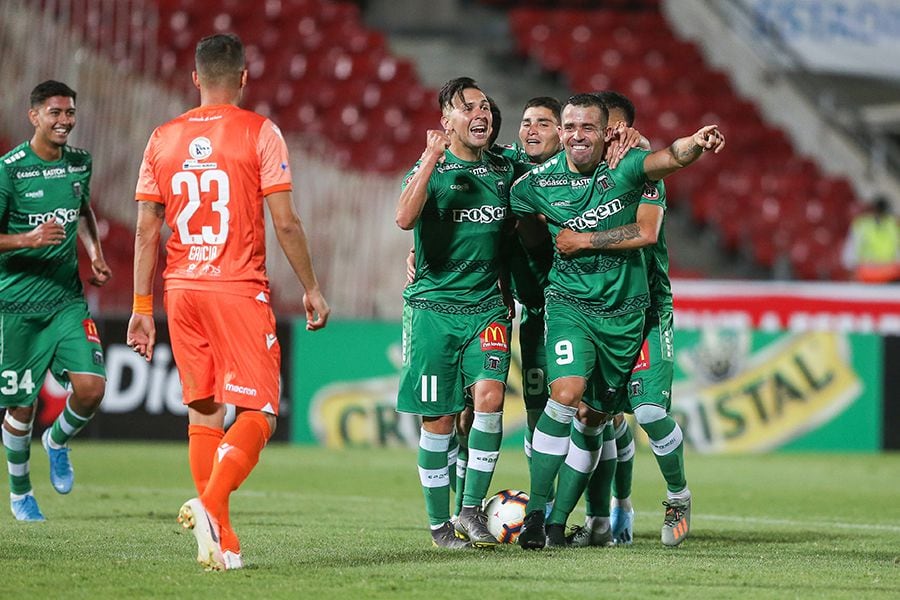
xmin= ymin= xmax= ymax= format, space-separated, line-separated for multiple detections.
xmin=644 ymin=124 xmax=725 ymax=181
xmin=126 ymin=200 xmax=163 ymax=361
xmin=78 ymin=205 xmax=112 ymax=286
xmin=0 ymin=220 xmax=66 ymax=253
xmin=556 ymin=203 xmax=665 ymax=256
xmin=395 ymin=129 xmax=449 ymax=230
xmin=266 ymin=190 xmax=330 ymax=331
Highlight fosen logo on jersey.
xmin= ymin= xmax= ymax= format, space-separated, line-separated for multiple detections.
xmin=481 ymin=323 xmax=509 ymax=352
xmin=561 ymin=198 xmax=624 ymax=231
xmin=28 ymin=207 xmax=79 ymax=226
xmin=188 ymin=137 xmax=213 ymax=160
xmin=452 ymin=205 xmax=507 ymax=224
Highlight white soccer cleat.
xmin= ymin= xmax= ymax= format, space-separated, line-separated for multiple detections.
xmin=178 ymin=498 xmax=225 ymax=571
xmin=222 ymin=550 xmax=244 ymax=570
xmin=661 ymin=496 xmax=691 ymax=547
xmin=567 ymin=516 xmax=613 ymax=548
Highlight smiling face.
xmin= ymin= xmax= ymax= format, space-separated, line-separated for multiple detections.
xmin=518 ymin=105 xmax=561 ymax=164
xmin=441 ymin=87 xmax=492 ymax=158
xmin=29 ymin=95 xmax=76 ymax=159
xmin=561 ymin=103 xmax=607 ymax=174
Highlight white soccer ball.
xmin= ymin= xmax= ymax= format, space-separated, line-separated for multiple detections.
xmin=483 ymin=489 xmax=529 ymax=543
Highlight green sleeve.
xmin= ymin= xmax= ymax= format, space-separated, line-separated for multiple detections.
xmin=83 ymin=155 xmax=93 ymax=209
xmin=509 ymin=176 xmax=535 ymax=217
xmin=639 ymin=180 xmax=667 ymax=209
xmin=81 ymin=156 xmax=93 ymax=211
xmin=400 ymin=160 xmax=422 ymax=191
xmin=619 ymin=148 xmax=651 ymax=186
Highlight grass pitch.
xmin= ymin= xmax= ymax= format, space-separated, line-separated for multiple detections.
xmin=2 ymin=442 xmax=898 ymax=599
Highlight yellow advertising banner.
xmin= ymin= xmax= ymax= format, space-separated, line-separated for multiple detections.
xmin=672 ymin=332 xmax=861 ymax=453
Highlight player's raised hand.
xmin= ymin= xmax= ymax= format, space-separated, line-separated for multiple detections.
xmin=605 ymin=123 xmax=644 ymax=169
xmin=424 ymin=129 xmax=451 ymax=163
xmin=89 ymin=256 xmax=112 ymax=287
xmin=304 ymin=288 xmax=330 ymax=331
xmin=126 ymin=313 xmax=156 ymax=362
xmin=693 ymin=125 xmax=725 ymax=154
xmin=24 ymin=220 xmax=65 ymax=248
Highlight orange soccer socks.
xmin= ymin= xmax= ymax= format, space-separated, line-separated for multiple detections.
xmin=188 ymin=424 xmax=225 ymax=495
xmin=199 ymin=411 xmax=272 ymax=553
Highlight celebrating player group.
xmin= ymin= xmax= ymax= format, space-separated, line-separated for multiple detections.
xmin=1 ymin=27 xmax=724 ymax=570
xmin=395 ymin=77 xmax=724 ymax=550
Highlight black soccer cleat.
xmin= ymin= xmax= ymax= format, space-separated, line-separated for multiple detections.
xmin=517 ymin=510 xmax=547 ymax=550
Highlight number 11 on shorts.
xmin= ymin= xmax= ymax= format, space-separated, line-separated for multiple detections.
xmin=420 ymin=375 xmax=437 ymax=402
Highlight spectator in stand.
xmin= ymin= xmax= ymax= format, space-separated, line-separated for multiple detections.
xmin=842 ymin=196 xmax=900 ymax=283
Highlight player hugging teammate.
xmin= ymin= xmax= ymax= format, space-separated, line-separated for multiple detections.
xmin=396 ymin=81 xmax=724 ymax=550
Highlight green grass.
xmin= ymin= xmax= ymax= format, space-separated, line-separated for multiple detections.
xmin=2 ymin=442 xmax=899 ymax=598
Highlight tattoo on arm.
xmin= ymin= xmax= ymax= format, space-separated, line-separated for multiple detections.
xmin=671 ymin=140 xmax=702 ymax=165
xmin=589 ymin=223 xmax=641 ymax=248
xmin=139 ymin=201 xmax=165 ymax=218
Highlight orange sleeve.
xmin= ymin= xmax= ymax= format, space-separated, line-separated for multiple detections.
xmin=257 ymin=119 xmax=292 ymax=196
xmin=135 ymin=132 xmax=163 ymax=203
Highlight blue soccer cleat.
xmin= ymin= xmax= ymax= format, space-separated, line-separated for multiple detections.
xmin=11 ymin=494 xmax=46 ymax=522
xmin=611 ymin=505 xmax=634 ymax=545
xmin=42 ymin=429 xmax=74 ymax=494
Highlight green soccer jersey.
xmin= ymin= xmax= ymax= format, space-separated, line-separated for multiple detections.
xmin=510 ymin=149 xmax=662 ymax=317
xmin=645 ymin=181 xmax=673 ymax=314
xmin=492 ymin=143 xmax=533 ymax=177
xmin=490 ymin=144 xmax=551 ymax=309
xmin=0 ymin=141 xmax=91 ymax=314
xmin=401 ymin=149 xmax=515 ymax=313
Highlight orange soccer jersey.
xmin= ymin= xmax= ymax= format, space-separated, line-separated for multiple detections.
xmin=135 ymin=103 xmax=292 ymax=297
xmin=136 ymin=104 xmax=290 ymax=412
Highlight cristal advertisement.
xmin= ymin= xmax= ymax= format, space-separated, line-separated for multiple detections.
xmin=291 ymin=319 xmax=884 ymax=452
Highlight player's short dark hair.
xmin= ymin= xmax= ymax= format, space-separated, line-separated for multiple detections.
xmin=487 ymin=96 xmax=502 ymax=147
xmin=564 ymin=93 xmax=609 ymax=127
xmin=195 ymin=33 xmax=245 ymax=86
xmin=594 ymin=90 xmax=635 ymax=127
xmin=523 ymin=96 xmax=561 ymax=124
xmin=438 ymin=77 xmax=482 ymax=113
xmin=30 ymin=80 xmax=76 ymax=108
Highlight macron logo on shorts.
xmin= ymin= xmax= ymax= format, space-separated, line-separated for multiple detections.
xmin=224 ymin=382 xmax=258 ymax=396
xmin=266 ymin=333 xmax=277 ymax=349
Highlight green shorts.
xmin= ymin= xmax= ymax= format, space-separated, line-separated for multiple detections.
xmin=625 ymin=309 xmax=674 ymax=412
xmin=0 ymin=302 xmax=106 ymax=408
xmin=544 ymin=299 xmax=645 ymax=413
xmin=397 ymin=303 xmax=511 ymax=417
xmin=518 ymin=304 xmax=548 ymax=411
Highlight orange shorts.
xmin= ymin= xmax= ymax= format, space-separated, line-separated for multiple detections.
xmin=164 ymin=288 xmax=281 ymax=414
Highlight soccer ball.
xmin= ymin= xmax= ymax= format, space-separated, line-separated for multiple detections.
xmin=483 ymin=489 xmax=529 ymax=543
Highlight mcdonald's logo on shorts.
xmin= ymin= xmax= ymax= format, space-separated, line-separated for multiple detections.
xmin=481 ymin=322 xmax=509 ymax=352
xmin=632 ymin=339 xmax=650 ymax=372
xmin=82 ymin=318 xmax=101 ymax=344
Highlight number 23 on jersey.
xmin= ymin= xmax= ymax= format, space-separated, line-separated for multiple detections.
xmin=172 ymin=169 xmax=230 ymax=245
